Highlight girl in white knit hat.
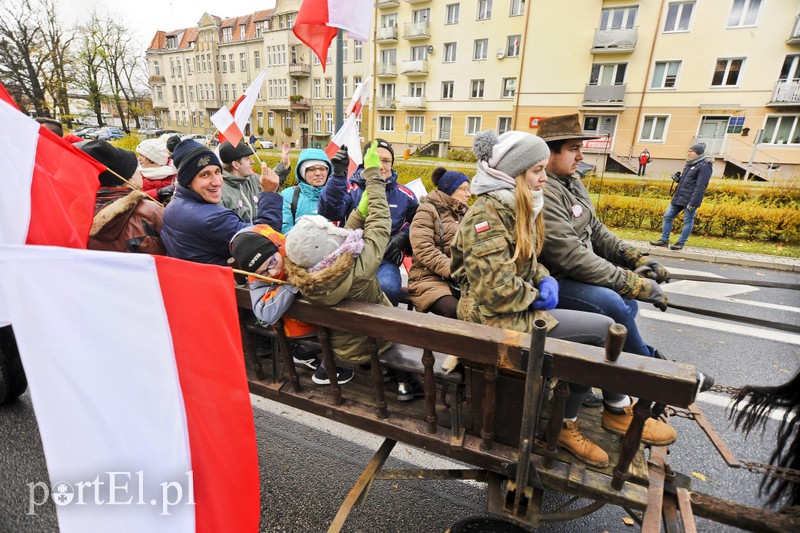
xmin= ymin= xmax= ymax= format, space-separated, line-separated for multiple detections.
xmin=136 ymin=138 xmax=177 ymax=203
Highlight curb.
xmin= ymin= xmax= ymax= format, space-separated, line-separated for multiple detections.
xmin=626 ymin=240 xmax=800 ymax=273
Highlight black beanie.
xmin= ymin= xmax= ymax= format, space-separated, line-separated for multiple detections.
xmin=78 ymin=140 xmax=138 ymax=187
xmin=363 ymin=138 xmax=394 ymax=165
xmin=171 ymin=139 xmax=222 ymax=188
xmin=230 ymin=231 xmax=279 ymax=273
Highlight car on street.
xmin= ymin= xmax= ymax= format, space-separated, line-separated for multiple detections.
xmin=74 ymin=127 xmax=99 ymax=139
xmin=576 ymin=161 xmax=597 ymax=178
xmin=252 ymin=138 xmax=274 ymax=149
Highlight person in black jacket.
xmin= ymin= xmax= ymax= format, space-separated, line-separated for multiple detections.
xmin=650 ymin=142 xmax=712 ymax=250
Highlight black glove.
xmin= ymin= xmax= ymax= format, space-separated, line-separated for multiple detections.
xmin=331 ymin=146 xmax=349 ymax=177
xmin=636 ymin=259 xmax=670 ymax=284
xmin=384 ymin=232 xmax=409 ymax=265
xmin=157 ymin=184 xmax=175 ymax=203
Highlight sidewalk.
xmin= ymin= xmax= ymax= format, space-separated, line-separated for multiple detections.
xmin=626 ymin=240 xmax=800 ymax=272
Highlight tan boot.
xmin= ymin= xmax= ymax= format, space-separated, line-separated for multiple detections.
xmin=558 ymin=420 xmax=609 ymax=467
xmin=602 ymin=404 xmax=677 ymax=446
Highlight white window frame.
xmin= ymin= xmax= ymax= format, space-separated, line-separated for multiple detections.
xmin=506 ymin=35 xmax=520 ymax=57
xmin=497 ymin=116 xmax=512 ymax=134
xmin=762 ymin=115 xmax=800 ymax=145
xmin=443 ymin=42 xmax=457 ymax=63
xmin=501 ymin=78 xmax=516 ymax=98
xmin=314 ymin=113 xmax=321 ymax=133
xmin=407 ymin=115 xmax=425 ymax=134
xmin=639 ymin=115 xmax=670 ymax=142
xmin=445 ymin=3 xmax=460 ymax=24
xmin=466 ymin=116 xmax=482 ymax=135
xmin=663 ymin=2 xmax=694 ymax=32
xmin=727 ymin=0 xmax=762 ymax=28
xmin=473 ymin=39 xmax=488 ymax=61
xmin=477 ymin=0 xmax=492 ymax=20
xmin=470 ymin=79 xmax=485 ymax=98
xmin=378 ymin=115 xmax=395 ymax=132
xmin=325 ymin=78 xmax=333 ymax=99
xmin=409 ymin=81 xmax=425 ymax=97
xmin=326 ymin=113 xmax=334 ymax=133
xmin=651 ymin=60 xmax=681 ymax=89
xmin=510 ymin=0 xmax=524 ymax=17
xmin=442 ymin=81 xmax=454 ymax=99
xmin=354 ymin=41 xmax=362 ymax=62
xmin=599 ymin=6 xmax=638 ymax=30
xmin=711 ymin=58 xmax=744 ymax=87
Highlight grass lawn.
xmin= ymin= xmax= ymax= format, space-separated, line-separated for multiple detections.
xmin=611 ymin=226 xmax=800 ymax=257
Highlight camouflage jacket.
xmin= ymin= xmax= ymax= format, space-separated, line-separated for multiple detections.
xmin=450 ymin=190 xmax=557 ymax=333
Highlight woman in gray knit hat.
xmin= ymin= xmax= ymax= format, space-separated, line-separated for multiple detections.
xmin=449 ymin=130 xmax=620 ymax=468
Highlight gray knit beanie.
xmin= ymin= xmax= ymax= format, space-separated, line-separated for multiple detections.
xmin=689 ymin=142 xmax=706 ymax=155
xmin=473 ymin=130 xmax=550 ymax=179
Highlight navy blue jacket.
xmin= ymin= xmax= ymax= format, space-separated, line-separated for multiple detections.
xmin=672 ymin=158 xmax=712 ymax=208
xmin=162 ymin=185 xmax=282 ymax=265
xmin=318 ymin=167 xmax=418 ymax=237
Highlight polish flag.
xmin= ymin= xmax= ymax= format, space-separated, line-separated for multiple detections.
xmin=345 ymin=76 xmax=371 ymax=118
xmin=325 ymin=114 xmax=363 ymax=176
xmin=0 ymin=246 xmax=260 ymax=533
xmin=211 ymin=69 xmax=268 ymax=147
xmin=0 ymin=84 xmax=103 ymax=248
xmin=293 ymin=0 xmax=374 ymax=71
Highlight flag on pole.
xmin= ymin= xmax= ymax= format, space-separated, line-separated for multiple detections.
xmin=211 ymin=69 xmax=268 ymax=147
xmin=0 ymin=84 xmax=103 ymax=248
xmin=325 ymin=114 xmax=363 ymax=176
xmin=345 ymin=76 xmax=371 ymax=118
xmin=293 ymin=0 xmax=374 ymax=71
xmin=0 ymin=245 xmax=260 ymax=533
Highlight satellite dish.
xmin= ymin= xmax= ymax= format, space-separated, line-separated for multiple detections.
xmin=496 ymin=48 xmax=505 ymax=59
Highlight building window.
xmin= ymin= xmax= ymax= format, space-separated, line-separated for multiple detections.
xmin=154 ymin=61 xmax=160 ymax=75
xmin=599 ymin=6 xmax=638 ymax=29
xmin=651 ymin=61 xmax=681 ymax=89
xmin=443 ymin=42 xmax=457 ymax=63
xmin=762 ymin=115 xmax=800 ymax=145
xmin=240 ymin=53 xmax=247 ymax=71
xmin=470 ymin=79 xmax=485 ymax=98
xmin=224 ymin=84 xmax=229 ymax=101
xmin=640 ymin=115 xmax=668 ymax=142
xmin=379 ymin=82 xmax=395 ymax=100
xmin=314 ymin=79 xmax=321 ymax=98
xmin=326 ymin=112 xmax=333 ymax=133
xmin=506 ymin=35 xmax=520 ymax=57
xmin=191 ymin=111 xmax=197 ymax=127
xmin=727 ymin=0 xmax=761 ymax=28
xmin=254 ymin=51 xmax=261 ymax=69
xmin=222 ymin=27 xmax=232 ymax=42
xmin=502 ymin=78 xmax=516 ymax=98
xmin=342 ymin=77 xmax=348 ymax=98
xmin=185 ymin=58 xmax=192 ymax=75
xmin=497 ymin=116 xmax=512 ymax=134
xmin=354 ymin=41 xmax=362 ymax=62
xmin=473 ymin=39 xmax=488 ymax=60
xmin=255 ymin=22 xmax=263 ymax=37
xmin=442 ymin=80 xmax=454 ymax=99
xmin=341 ymin=41 xmax=348 ymax=63
xmin=182 ymin=111 xmax=187 ymax=126
xmin=229 ymin=54 xmax=235 ymax=73
xmin=712 ymin=58 xmax=743 ymax=86
xmin=590 ymin=63 xmax=627 ymax=85
xmin=287 ymin=14 xmax=294 ymax=28
xmin=171 ymin=85 xmax=178 ymax=102
xmin=407 ymin=115 xmax=424 ymax=134
xmin=221 ymin=55 xmax=227 ymax=72
xmin=411 ymin=45 xmax=428 ymax=61
xmin=409 ymin=81 xmax=425 ymax=97
xmin=189 ymin=86 xmax=195 ymax=101
xmin=354 ymin=75 xmax=362 ymax=90
xmin=379 ymin=115 xmax=395 ymax=132
xmin=179 ymin=86 xmax=185 ymax=103
xmin=325 ymin=78 xmax=333 ymax=99
xmin=727 ymin=116 xmax=745 ymax=134
xmin=268 ymin=112 xmax=274 ymax=128
xmin=477 ymin=0 xmax=492 ymax=20
xmin=314 ymin=113 xmax=321 ymax=133
xmin=466 ymin=116 xmax=482 ymax=135
xmin=664 ymin=2 xmax=694 ymax=32
xmin=156 ymin=86 xmax=163 ymax=101
xmin=445 ymin=3 xmax=460 ymax=24
xmin=509 ymin=0 xmax=524 ymax=17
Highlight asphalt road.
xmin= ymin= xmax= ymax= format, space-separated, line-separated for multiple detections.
xmin=1 ymin=257 xmax=798 ymax=532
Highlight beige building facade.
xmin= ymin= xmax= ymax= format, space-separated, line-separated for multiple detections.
xmin=147 ymin=0 xmax=800 ymax=180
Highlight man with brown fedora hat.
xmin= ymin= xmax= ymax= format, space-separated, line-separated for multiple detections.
xmin=536 ymin=114 xmax=712 ymax=436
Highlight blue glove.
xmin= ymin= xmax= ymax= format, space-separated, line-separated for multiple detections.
xmin=531 ymin=277 xmax=559 ymax=311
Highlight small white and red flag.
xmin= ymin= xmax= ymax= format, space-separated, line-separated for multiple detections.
xmin=325 ymin=114 xmax=363 ymax=176
xmin=0 ymin=245 xmax=260 ymax=533
xmin=345 ymin=76 xmax=371 ymax=118
xmin=211 ymin=68 xmax=268 ymax=146
xmin=293 ymin=0 xmax=374 ymax=71
xmin=0 ymin=83 xmax=103 ymax=248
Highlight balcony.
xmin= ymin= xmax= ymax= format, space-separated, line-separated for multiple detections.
xmin=377 ymin=26 xmax=398 ymax=42
xmin=376 ymin=98 xmax=396 ymax=110
xmin=288 ymin=62 xmax=310 ymax=77
xmin=403 ymin=21 xmax=430 ymax=40
xmin=377 ymin=0 xmax=399 ymax=7
xmin=399 ymin=96 xmax=426 ymax=109
xmin=149 ymin=75 xmax=166 ymax=84
xmin=591 ymin=27 xmax=637 ymax=53
xmin=289 ymin=97 xmax=310 ymax=110
xmin=790 ymin=14 xmax=800 ymax=43
xmin=583 ymin=83 xmax=626 ymax=106
xmin=400 ymin=60 xmax=429 ymax=76
xmin=405 ymin=0 xmax=431 ymax=3
xmin=377 ymin=62 xmax=397 ymax=77
xmin=768 ymin=79 xmax=800 ymax=106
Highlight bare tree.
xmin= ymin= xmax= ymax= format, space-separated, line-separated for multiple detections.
xmin=0 ymin=0 xmax=51 ymax=116
xmin=40 ymin=0 xmax=73 ymax=121
xmin=73 ymin=13 xmax=106 ymax=126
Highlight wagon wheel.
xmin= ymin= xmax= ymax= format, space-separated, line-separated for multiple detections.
xmin=0 ymin=325 xmax=28 ymax=405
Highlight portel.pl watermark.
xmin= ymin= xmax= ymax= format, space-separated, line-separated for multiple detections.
xmin=28 ymin=471 xmax=195 ymax=516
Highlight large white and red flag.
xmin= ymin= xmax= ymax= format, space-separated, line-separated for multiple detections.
xmin=211 ymin=68 xmax=268 ymax=147
xmin=293 ymin=0 xmax=374 ymax=70
xmin=0 ymin=84 xmax=103 ymax=248
xmin=0 ymin=245 xmax=260 ymax=533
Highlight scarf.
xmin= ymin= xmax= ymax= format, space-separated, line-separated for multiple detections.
xmin=140 ymin=163 xmax=177 ymax=181
xmin=309 ymin=229 xmax=365 ymax=273
xmin=686 ymin=153 xmax=706 ymax=166
xmin=485 ymin=188 xmax=544 ymax=220
xmin=470 ymin=161 xmax=516 ymax=196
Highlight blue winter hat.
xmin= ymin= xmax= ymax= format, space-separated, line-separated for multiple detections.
xmin=171 ymin=139 xmax=221 ymax=187
xmin=436 ymin=170 xmax=469 ymax=196
xmin=296 ymin=148 xmax=332 ymax=182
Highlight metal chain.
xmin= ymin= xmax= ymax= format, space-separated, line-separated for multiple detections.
xmin=740 ymin=461 xmax=800 ymax=484
xmin=708 ymin=384 xmax=744 ymax=396
xmin=664 ymin=406 xmax=696 ymax=420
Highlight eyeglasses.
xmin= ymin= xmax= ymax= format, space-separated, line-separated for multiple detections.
xmin=256 ymin=255 xmax=279 ymax=275
xmin=380 ymin=159 xmax=393 ymax=167
xmin=305 ymin=166 xmax=329 ymax=174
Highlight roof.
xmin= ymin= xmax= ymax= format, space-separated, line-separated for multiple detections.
xmin=146 ymin=8 xmax=273 ymax=51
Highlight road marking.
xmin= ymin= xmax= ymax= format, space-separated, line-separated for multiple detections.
xmin=639 ymin=309 xmax=800 ymax=346
xmin=665 ymin=267 xmax=757 ymax=298
xmin=697 ymin=392 xmax=788 ymax=423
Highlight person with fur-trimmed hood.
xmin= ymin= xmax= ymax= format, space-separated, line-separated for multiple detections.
xmin=284 ymin=141 xmax=420 ymax=399
xmin=280 ymin=147 xmax=332 ymax=234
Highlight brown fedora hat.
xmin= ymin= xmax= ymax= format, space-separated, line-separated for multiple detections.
xmin=537 ymin=114 xmax=600 ymax=142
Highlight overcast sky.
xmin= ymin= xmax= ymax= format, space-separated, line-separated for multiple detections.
xmin=56 ymin=0 xmax=277 ymax=50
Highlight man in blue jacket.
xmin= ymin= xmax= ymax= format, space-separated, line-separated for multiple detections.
xmin=650 ymin=142 xmax=712 ymax=251
xmin=317 ymin=139 xmax=418 ymax=305
xmin=161 ymin=139 xmax=282 ymax=265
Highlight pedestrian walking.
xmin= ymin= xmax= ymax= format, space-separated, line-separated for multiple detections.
xmin=638 ymin=148 xmax=650 ymax=176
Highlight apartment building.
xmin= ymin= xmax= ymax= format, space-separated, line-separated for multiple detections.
xmin=145 ymin=1 xmax=371 ymax=149
xmin=147 ymin=0 xmax=800 ymax=180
